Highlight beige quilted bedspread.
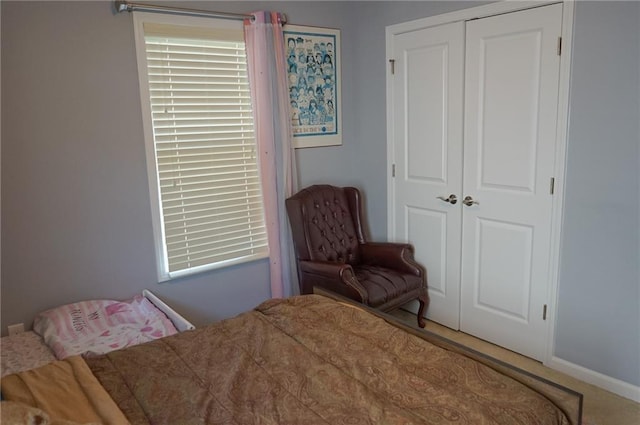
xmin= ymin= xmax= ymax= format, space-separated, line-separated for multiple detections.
xmin=85 ymin=295 xmax=576 ymax=425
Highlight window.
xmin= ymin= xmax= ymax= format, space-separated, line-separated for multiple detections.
xmin=133 ymin=13 xmax=267 ymax=281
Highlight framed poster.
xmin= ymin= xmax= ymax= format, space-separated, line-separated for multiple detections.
xmin=283 ymin=25 xmax=342 ymax=148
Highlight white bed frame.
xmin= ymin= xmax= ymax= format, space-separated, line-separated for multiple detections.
xmin=142 ymin=289 xmax=195 ymax=332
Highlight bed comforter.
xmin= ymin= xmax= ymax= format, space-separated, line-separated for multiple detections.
xmin=78 ymin=295 xmax=579 ymax=425
xmin=2 ymin=295 xmax=581 ymax=424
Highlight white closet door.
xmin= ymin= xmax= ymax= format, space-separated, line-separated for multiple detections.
xmin=460 ymin=3 xmax=562 ymax=360
xmin=390 ymin=22 xmax=464 ymax=329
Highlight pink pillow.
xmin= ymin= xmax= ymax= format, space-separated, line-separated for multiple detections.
xmin=33 ymin=295 xmax=178 ymax=359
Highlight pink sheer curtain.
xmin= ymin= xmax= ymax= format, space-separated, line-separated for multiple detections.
xmin=244 ymin=12 xmax=298 ymax=298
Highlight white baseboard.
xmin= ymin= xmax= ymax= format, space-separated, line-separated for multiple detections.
xmin=546 ymin=356 xmax=640 ymax=403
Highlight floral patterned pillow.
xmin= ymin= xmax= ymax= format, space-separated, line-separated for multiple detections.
xmin=1 ymin=332 xmax=56 ymax=377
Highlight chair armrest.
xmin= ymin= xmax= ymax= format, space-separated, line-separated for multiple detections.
xmin=360 ymin=242 xmax=424 ymax=277
xmin=299 ymin=260 xmax=368 ymax=303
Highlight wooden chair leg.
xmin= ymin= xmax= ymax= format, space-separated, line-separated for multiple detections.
xmin=416 ymin=293 xmax=428 ymax=328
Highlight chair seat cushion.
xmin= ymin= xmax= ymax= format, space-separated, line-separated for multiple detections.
xmin=354 ymin=265 xmax=423 ymax=307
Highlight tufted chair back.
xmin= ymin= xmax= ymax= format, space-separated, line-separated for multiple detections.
xmin=286 ymin=185 xmax=366 ymax=265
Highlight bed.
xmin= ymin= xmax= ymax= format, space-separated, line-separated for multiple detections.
xmin=1 ymin=293 xmax=582 ymax=425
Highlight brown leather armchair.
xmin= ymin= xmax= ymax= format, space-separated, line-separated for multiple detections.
xmin=286 ymin=185 xmax=429 ymax=327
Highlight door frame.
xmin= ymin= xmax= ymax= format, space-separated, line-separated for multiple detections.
xmin=386 ymin=0 xmax=575 ymax=366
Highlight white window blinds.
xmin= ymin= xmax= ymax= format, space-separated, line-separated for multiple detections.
xmin=138 ymin=19 xmax=267 ymax=279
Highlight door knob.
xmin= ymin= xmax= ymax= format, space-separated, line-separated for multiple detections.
xmin=437 ymin=194 xmax=458 ymax=204
xmin=463 ymin=196 xmax=479 ymax=206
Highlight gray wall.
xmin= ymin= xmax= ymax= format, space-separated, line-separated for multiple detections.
xmin=0 ymin=0 xmax=469 ymax=331
xmin=0 ymin=1 xmax=276 ymax=329
xmin=2 ymin=1 xmax=639 ymax=388
xmin=555 ymin=1 xmax=640 ymax=387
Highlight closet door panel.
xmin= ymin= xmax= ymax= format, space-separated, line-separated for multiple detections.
xmin=477 ymin=31 xmax=542 ymax=191
xmin=460 ymin=3 xmax=562 ymax=361
xmin=390 ymin=22 xmax=464 ymax=329
xmin=406 ymin=45 xmax=447 ymax=181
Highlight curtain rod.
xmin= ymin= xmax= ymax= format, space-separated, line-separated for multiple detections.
xmin=115 ymin=1 xmax=287 ymax=23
